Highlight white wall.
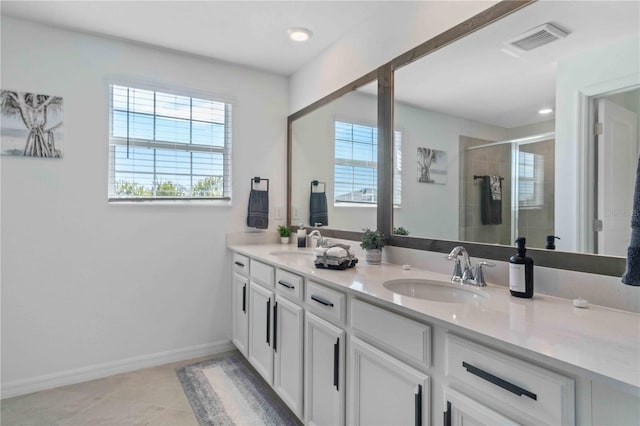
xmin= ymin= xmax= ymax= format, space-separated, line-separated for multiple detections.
xmin=289 ymin=1 xmax=497 ymax=112
xmin=1 ymin=17 xmax=288 ymax=395
xmin=555 ymin=36 xmax=640 ymax=252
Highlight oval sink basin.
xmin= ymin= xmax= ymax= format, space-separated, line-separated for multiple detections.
xmin=268 ymin=250 xmax=313 ymax=256
xmin=383 ymin=279 xmax=488 ymax=304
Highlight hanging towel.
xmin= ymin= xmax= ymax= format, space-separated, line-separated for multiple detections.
xmin=490 ymin=175 xmax=502 ymax=200
xmin=246 ymin=189 xmax=269 ymax=229
xmin=480 ymin=176 xmax=502 ymax=225
xmin=622 ymin=154 xmax=640 ymax=286
xmin=310 ymin=192 xmax=328 ymax=227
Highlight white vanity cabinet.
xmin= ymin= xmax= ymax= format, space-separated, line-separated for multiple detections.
xmin=273 ymin=294 xmax=304 ymax=417
xmin=445 ymin=334 xmax=575 ymax=426
xmin=350 ymin=337 xmax=430 ymax=426
xmin=305 ymin=312 xmax=346 ymax=426
xmin=244 ymin=258 xmax=306 ymax=419
xmin=248 ymin=281 xmax=274 ymax=383
xmin=231 ymin=253 xmax=249 ymax=356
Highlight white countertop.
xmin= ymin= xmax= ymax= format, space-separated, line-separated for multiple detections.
xmin=229 ymin=243 xmax=640 ymax=392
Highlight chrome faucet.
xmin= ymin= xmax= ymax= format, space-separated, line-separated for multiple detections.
xmin=446 ymin=246 xmax=474 ymax=283
xmin=308 ymin=230 xmax=323 ymax=248
xmin=446 ymin=246 xmax=495 ymax=286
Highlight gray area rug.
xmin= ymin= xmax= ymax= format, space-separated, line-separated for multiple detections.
xmin=176 ymin=353 xmax=300 ymax=425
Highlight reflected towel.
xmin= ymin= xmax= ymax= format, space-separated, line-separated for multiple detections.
xmin=246 ymin=189 xmax=269 ymax=229
xmin=490 ymin=175 xmax=502 ymax=200
xmin=481 ymin=176 xmax=502 ymax=225
xmin=622 ymin=155 xmax=640 ymax=286
xmin=309 ymin=192 xmax=328 ymax=227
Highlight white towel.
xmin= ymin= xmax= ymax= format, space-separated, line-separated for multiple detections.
xmin=490 ymin=176 xmax=502 ymax=201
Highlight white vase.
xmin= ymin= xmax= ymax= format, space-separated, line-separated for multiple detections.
xmin=280 ymin=237 xmax=290 ymax=244
xmin=365 ymin=248 xmax=382 ymax=265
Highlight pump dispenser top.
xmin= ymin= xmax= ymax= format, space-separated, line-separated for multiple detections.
xmin=509 ymin=237 xmax=534 ymax=298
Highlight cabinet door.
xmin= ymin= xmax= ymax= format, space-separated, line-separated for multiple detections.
xmin=231 ymin=273 xmax=249 ymax=356
xmin=444 ymin=388 xmax=520 ymax=426
xmin=248 ymin=281 xmax=274 ymax=384
xmin=305 ymin=312 xmax=345 ymax=426
xmin=350 ymin=337 xmax=430 ymax=426
xmin=273 ymin=295 xmax=304 ymax=418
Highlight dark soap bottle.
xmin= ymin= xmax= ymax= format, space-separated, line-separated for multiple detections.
xmin=509 ymin=237 xmax=534 ymax=298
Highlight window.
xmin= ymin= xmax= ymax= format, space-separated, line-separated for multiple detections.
xmin=333 ymin=121 xmax=401 ymax=205
xmin=518 ymin=150 xmax=544 ymax=208
xmin=108 ymin=84 xmax=232 ymax=200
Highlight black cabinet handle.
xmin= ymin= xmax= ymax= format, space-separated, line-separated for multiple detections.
xmin=266 ymin=299 xmax=271 ymax=346
xmin=444 ymin=401 xmax=451 ymax=426
xmin=273 ymin=302 xmax=278 ymax=353
xmin=278 ymin=280 xmax=295 ymax=289
xmin=234 ymin=261 xmax=245 ymax=267
xmin=415 ymin=384 xmax=422 ymax=426
xmin=242 ymin=284 xmax=246 ymax=313
xmin=462 ymin=361 xmax=537 ymax=400
xmin=311 ymin=295 xmax=334 ymax=307
xmin=333 ymin=338 xmax=340 ymax=391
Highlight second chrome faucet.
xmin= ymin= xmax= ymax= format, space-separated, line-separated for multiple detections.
xmin=446 ymin=246 xmax=494 ymax=286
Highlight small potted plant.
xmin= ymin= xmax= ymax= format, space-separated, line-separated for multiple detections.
xmin=360 ymin=228 xmax=386 ymax=265
xmin=394 ymin=226 xmax=410 ymax=236
xmin=277 ymin=225 xmax=291 ymax=244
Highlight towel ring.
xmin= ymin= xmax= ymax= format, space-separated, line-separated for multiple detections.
xmin=310 ymin=180 xmax=326 ymax=193
xmin=251 ymin=177 xmax=269 ymax=191
xmin=473 ymin=175 xmax=504 ymax=181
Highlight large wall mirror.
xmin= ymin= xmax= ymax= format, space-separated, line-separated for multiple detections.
xmin=289 ymin=79 xmax=379 ymax=233
xmin=392 ymin=0 xmax=639 ymax=258
xmin=288 ymin=0 xmax=638 ymax=276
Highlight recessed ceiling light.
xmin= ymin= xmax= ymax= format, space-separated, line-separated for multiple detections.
xmin=288 ymin=27 xmax=312 ymax=42
xmin=538 ymin=108 xmax=553 ymax=115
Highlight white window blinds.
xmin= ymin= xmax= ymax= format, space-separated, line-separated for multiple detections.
xmin=334 ymin=121 xmax=401 ymax=205
xmin=108 ymin=84 xmax=232 ymax=200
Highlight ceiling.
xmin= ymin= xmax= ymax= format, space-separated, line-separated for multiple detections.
xmin=0 ymin=0 xmax=400 ymax=76
xmin=391 ymin=1 xmax=640 ymax=129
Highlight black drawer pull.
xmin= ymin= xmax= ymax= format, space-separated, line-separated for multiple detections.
xmin=278 ymin=280 xmax=295 ymax=289
xmin=462 ymin=361 xmax=537 ymax=400
xmin=234 ymin=261 xmax=245 ymax=267
xmin=444 ymin=401 xmax=451 ymax=426
xmin=415 ymin=384 xmax=422 ymax=426
xmin=311 ymin=295 xmax=334 ymax=307
xmin=242 ymin=284 xmax=246 ymax=313
xmin=333 ymin=338 xmax=340 ymax=391
xmin=273 ymin=302 xmax=278 ymax=353
xmin=266 ymin=299 xmax=271 ymax=346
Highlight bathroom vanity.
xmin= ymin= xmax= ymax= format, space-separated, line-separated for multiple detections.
xmin=229 ymin=243 xmax=640 ymax=426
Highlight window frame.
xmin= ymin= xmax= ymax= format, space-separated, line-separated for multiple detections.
xmin=333 ymin=119 xmax=401 ymax=207
xmin=107 ymin=80 xmax=233 ymax=203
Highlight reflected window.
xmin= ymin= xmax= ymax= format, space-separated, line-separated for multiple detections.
xmin=108 ymin=84 xmax=232 ymax=200
xmin=334 ymin=120 xmax=401 ymax=205
xmin=518 ymin=151 xmax=544 ymax=208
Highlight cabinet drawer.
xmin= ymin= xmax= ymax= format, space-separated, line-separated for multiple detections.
xmin=251 ymin=260 xmax=274 ymax=288
xmin=275 ymin=269 xmax=303 ymax=302
xmin=305 ymin=280 xmax=345 ymax=325
xmin=351 ymin=299 xmax=431 ymax=368
xmin=232 ymin=253 xmax=249 ymax=276
xmin=445 ymin=334 xmax=575 ymax=425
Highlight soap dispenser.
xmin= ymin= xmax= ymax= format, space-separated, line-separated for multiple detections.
xmin=509 ymin=237 xmax=534 ymax=298
xmin=297 ymin=224 xmax=307 ymax=248
xmin=546 ymin=235 xmax=560 ymax=250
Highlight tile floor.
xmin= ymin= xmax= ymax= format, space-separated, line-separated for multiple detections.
xmin=1 ymin=352 xmax=235 ymax=425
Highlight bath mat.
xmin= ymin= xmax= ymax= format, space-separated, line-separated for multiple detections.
xmin=176 ymin=353 xmax=300 ymax=425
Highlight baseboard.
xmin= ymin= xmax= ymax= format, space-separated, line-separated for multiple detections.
xmin=1 ymin=339 xmax=235 ymax=399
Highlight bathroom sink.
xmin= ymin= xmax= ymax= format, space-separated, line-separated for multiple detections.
xmin=268 ymin=250 xmax=313 ymax=256
xmin=383 ymin=279 xmax=489 ymax=304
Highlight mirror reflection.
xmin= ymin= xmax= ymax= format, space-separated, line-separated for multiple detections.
xmin=392 ymin=0 xmax=639 ymax=255
xmin=290 ymin=81 xmax=378 ymax=232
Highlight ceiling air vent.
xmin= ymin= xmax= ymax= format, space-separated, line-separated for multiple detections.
xmin=506 ymin=23 xmax=569 ymax=52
